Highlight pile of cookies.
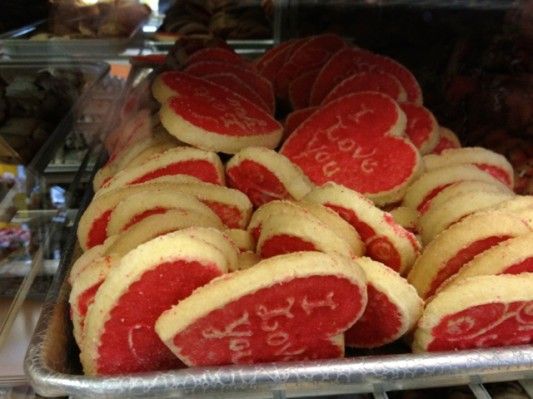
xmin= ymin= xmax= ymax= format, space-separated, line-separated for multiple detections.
xmin=70 ymin=34 xmax=533 ymax=376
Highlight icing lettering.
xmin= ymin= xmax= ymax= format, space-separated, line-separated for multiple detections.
xmin=301 ymin=292 xmax=338 ymax=315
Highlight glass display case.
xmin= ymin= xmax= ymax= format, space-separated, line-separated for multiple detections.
xmin=0 ymin=1 xmax=531 ymax=398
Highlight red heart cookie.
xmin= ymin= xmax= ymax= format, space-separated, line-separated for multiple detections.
xmin=100 ymin=147 xmax=225 ymax=191
xmin=284 ymin=107 xmax=318 ymax=140
xmin=322 ymin=71 xmax=407 ymax=105
xmin=81 ymin=228 xmax=234 ymax=375
xmin=94 ymin=135 xmax=178 ymax=191
xmin=430 ymin=127 xmax=461 ymax=155
xmin=304 ymin=183 xmax=420 ymax=274
xmin=310 ymin=47 xmax=422 ymax=106
xmin=345 ymin=257 xmax=422 ymax=348
xmin=155 ymin=251 xmax=368 ymax=366
xmin=423 ymin=147 xmax=514 ymax=188
xmin=288 ymin=69 xmax=320 ymax=110
xmin=255 ymin=39 xmax=299 ymax=77
xmin=408 ymin=211 xmax=531 ymax=300
xmin=418 ymin=190 xmax=515 ymax=245
xmin=248 ymin=200 xmax=363 ymax=256
xmin=186 ymin=47 xmax=247 ymax=67
xmin=69 ymin=254 xmax=119 ymax=347
xmin=153 ymin=72 xmax=282 ymax=154
xmin=105 ymin=208 xmax=224 ymax=257
xmin=400 ymin=103 xmax=439 ymax=154
xmin=274 ymin=34 xmax=346 ymax=100
xmin=183 ymin=61 xmax=274 ymax=112
xmin=226 ymin=147 xmax=313 ymax=207
xmin=257 ymin=212 xmax=359 ymax=259
xmin=106 ymin=189 xmax=220 ymax=236
xmin=104 ymin=109 xmax=152 ymax=156
xmin=204 ymin=73 xmax=272 ymax=113
xmin=402 ymin=164 xmax=505 ymax=214
xmin=280 ymin=92 xmax=422 ymax=205
xmin=78 ymin=181 xmax=252 ymax=250
xmin=442 ymin=232 xmax=533 ymax=288
xmin=413 ymin=274 xmax=533 ymax=352
xmin=68 ymin=236 xmax=118 ymax=285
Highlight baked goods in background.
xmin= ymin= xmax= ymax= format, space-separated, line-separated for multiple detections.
xmin=40 ymin=0 xmax=151 ymax=39
xmin=157 ymin=0 xmax=271 ymax=40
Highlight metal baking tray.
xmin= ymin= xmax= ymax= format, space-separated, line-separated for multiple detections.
xmin=0 ymin=21 xmax=144 ymax=58
xmin=23 ymin=53 xmax=533 ymax=398
xmin=0 ymin=60 xmax=109 ymax=174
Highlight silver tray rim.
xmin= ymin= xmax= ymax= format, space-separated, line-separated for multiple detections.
xmin=23 ymin=200 xmax=533 ymax=397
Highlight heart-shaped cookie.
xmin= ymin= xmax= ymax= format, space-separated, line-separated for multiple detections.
xmin=345 ymin=257 xmax=422 ymax=348
xmin=256 ymin=39 xmax=302 ymax=83
xmin=408 ymin=211 xmax=531 ymax=300
xmin=226 ymin=147 xmax=313 ymax=207
xmin=81 ymin=228 xmax=235 ymax=375
xmin=183 ymin=61 xmax=274 ymax=113
xmin=155 ymin=251 xmax=367 ymax=366
xmin=153 ymin=72 xmax=282 ymax=154
xmin=185 ymin=47 xmax=247 ymax=67
xmin=423 ymin=147 xmax=514 ymax=188
xmin=402 ymin=164 xmax=505 ymax=213
xmin=304 ymin=183 xmax=420 ymax=274
xmin=284 ymin=107 xmax=318 ymax=140
xmin=257 ymin=212 xmax=358 ymax=259
xmin=310 ymin=47 xmax=422 ymax=106
xmin=322 ymin=71 xmax=407 ymax=105
xmin=275 ymin=34 xmax=346 ymax=100
xmin=413 ymin=274 xmax=533 ymax=352
xmin=288 ymin=69 xmax=320 ymax=109
xmin=400 ymin=103 xmax=439 ymax=155
xmin=441 ymin=232 xmax=533 ymax=288
xmin=430 ymin=127 xmax=461 ymax=155
xmin=418 ymin=190 xmax=515 ymax=245
xmin=105 ymin=208 xmax=223 ymax=257
xmin=204 ymin=73 xmax=271 ymax=113
xmin=280 ymin=92 xmax=421 ymax=205
xmin=106 ymin=189 xmax=218 ymax=236
xmin=100 ymin=147 xmax=225 ymax=191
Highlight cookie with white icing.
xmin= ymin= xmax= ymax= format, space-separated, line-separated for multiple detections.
xmin=155 ymin=251 xmax=367 ymax=366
